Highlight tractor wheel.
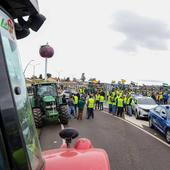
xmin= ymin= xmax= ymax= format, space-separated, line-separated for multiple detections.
xmin=32 ymin=108 xmax=43 ymax=128
xmin=59 ymin=105 xmax=69 ymax=125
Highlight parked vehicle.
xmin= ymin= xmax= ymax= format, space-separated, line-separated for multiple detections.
xmin=30 ymin=82 xmax=69 ymax=127
xmin=148 ymin=105 xmax=170 ymax=143
xmin=132 ymin=96 xmax=157 ymax=119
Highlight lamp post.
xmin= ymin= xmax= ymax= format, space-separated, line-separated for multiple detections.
xmin=31 ymin=63 xmax=40 ymax=77
xmin=39 ymin=43 xmax=54 ymax=80
xmin=23 ymin=59 xmax=34 ymax=74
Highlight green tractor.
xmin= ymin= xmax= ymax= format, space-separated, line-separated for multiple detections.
xmin=30 ymin=82 xmax=69 ymax=128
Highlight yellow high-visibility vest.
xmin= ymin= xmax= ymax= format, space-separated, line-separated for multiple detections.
xmin=117 ymin=98 xmax=123 ymax=107
xmin=88 ymin=98 xmax=95 ymax=108
xmin=107 ymin=96 xmax=112 ymax=104
xmin=100 ymin=96 xmax=105 ymax=102
xmin=74 ymin=96 xmax=78 ymax=104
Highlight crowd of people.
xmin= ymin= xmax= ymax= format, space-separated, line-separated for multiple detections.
xmin=61 ymin=86 xmax=170 ymax=120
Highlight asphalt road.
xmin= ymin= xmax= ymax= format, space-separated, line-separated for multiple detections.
xmin=40 ymin=110 xmax=170 ymax=170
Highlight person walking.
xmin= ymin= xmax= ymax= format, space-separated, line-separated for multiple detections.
xmin=87 ymin=95 xmax=95 ymax=119
xmin=77 ymin=97 xmax=85 ymax=120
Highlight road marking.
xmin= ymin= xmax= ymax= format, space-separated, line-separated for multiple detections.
xmin=60 ymin=123 xmax=65 ymax=144
xmin=102 ymin=111 xmax=170 ymax=148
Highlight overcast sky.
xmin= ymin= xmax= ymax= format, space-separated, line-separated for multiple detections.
xmin=18 ymin=0 xmax=170 ymax=84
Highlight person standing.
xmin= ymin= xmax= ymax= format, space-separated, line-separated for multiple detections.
xmin=77 ymin=97 xmax=85 ymax=120
xmin=87 ymin=95 xmax=95 ymax=119
xmin=107 ymin=93 xmax=112 ymax=113
xmin=67 ymin=95 xmax=75 ymax=118
xmin=126 ymin=94 xmax=132 ymax=116
xmin=99 ymin=94 xmax=105 ymax=110
xmin=112 ymin=94 xmax=118 ymax=115
xmin=74 ymin=94 xmax=79 ymax=116
xmin=116 ymin=95 xmax=124 ymax=117
xmin=95 ymin=93 xmax=100 ymax=110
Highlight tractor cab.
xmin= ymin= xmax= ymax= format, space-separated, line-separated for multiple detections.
xmin=0 ymin=1 xmax=110 ymax=170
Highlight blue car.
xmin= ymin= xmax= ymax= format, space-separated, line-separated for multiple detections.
xmin=148 ymin=105 xmax=170 ymax=143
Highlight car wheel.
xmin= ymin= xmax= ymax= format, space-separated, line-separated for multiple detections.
xmin=135 ymin=111 xmax=139 ymax=119
xmin=165 ymin=129 xmax=170 ymax=144
xmin=149 ymin=118 xmax=154 ymax=129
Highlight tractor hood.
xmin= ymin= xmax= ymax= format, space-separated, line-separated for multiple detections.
xmin=43 ymin=96 xmax=55 ymax=102
xmin=43 ymin=148 xmax=110 ymax=170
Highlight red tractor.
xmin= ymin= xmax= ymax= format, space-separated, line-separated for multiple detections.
xmin=0 ymin=1 xmax=110 ymax=170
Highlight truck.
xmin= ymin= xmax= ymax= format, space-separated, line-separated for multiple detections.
xmin=0 ymin=0 xmax=110 ymax=170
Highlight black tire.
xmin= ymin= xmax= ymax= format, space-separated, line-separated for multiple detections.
xmin=165 ymin=129 xmax=170 ymax=144
xmin=59 ymin=105 xmax=69 ymax=125
xmin=135 ymin=111 xmax=139 ymax=119
xmin=32 ymin=108 xmax=43 ymax=128
xmin=149 ymin=118 xmax=154 ymax=129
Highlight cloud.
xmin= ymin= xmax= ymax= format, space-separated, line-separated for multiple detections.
xmin=112 ymin=11 xmax=170 ymax=51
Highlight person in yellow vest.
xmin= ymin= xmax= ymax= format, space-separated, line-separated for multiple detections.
xmin=159 ymin=92 xmax=163 ymax=104
xmin=79 ymin=88 xmax=83 ymax=94
xmin=106 ymin=90 xmax=109 ymax=100
xmin=87 ymin=95 xmax=95 ymax=119
xmin=112 ymin=94 xmax=118 ymax=115
xmin=74 ymin=94 xmax=79 ymax=116
xmin=126 ymin=94 xmax=132 ymax=116
xmin=116 ymin=95 xmax=124 ymax=117
xmin=107 ymin=93 xmax=112 ymax=113
xmin=123 ymin=94 xmax=127 ymax=113
xmin=95 ymin=93 xmax=100 ymax=110
xmin=99 ymin=94 xmax=105 ymax=110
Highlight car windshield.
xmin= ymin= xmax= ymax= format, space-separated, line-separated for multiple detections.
xmin=37 ymin=85 xmax=57 ymax=96
xmin=137 ymin=98 xmax=156 ymax=105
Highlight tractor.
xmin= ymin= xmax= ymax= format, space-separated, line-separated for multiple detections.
xmin=0 ymin=0 xmax=110 ymax=170
xmin=30 ymin=82 xmax=69 ymax=127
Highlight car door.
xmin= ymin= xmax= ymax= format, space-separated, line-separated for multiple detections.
xmin=157 ymin=108 xmax=167 ymax=133
xmin=152 ymin=106 xmax=162 ymax=127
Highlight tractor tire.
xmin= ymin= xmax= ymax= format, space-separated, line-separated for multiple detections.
xmin=59 ymin=105 xmax=69 ymax=125
xmin=32 ymin=108 xmax=43 ymax=128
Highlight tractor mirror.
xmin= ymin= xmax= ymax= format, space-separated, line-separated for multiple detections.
xmin=59 ymin=128 xmax=79 ymax=148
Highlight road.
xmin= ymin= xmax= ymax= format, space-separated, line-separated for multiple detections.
xmin=40 ymin=110 xmax=170 ymax=170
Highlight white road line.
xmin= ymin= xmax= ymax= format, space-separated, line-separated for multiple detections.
xmin=102 ymin=111 xmax=170 ymax=148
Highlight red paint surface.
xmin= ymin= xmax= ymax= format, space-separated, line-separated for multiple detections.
xmin=43 ymin=139 xmax=110 ymax=170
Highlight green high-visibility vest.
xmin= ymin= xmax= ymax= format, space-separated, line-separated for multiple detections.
xmin=117 ymin=98 xmax=123 ymax=107
xmin=74 ymin=96 xmax=78 ymax=104
xmin=88 ymin=98 xmax=95 ymax=108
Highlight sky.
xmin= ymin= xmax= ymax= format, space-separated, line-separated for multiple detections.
xmin=18 ymin=0 xmax=170 ymax=84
